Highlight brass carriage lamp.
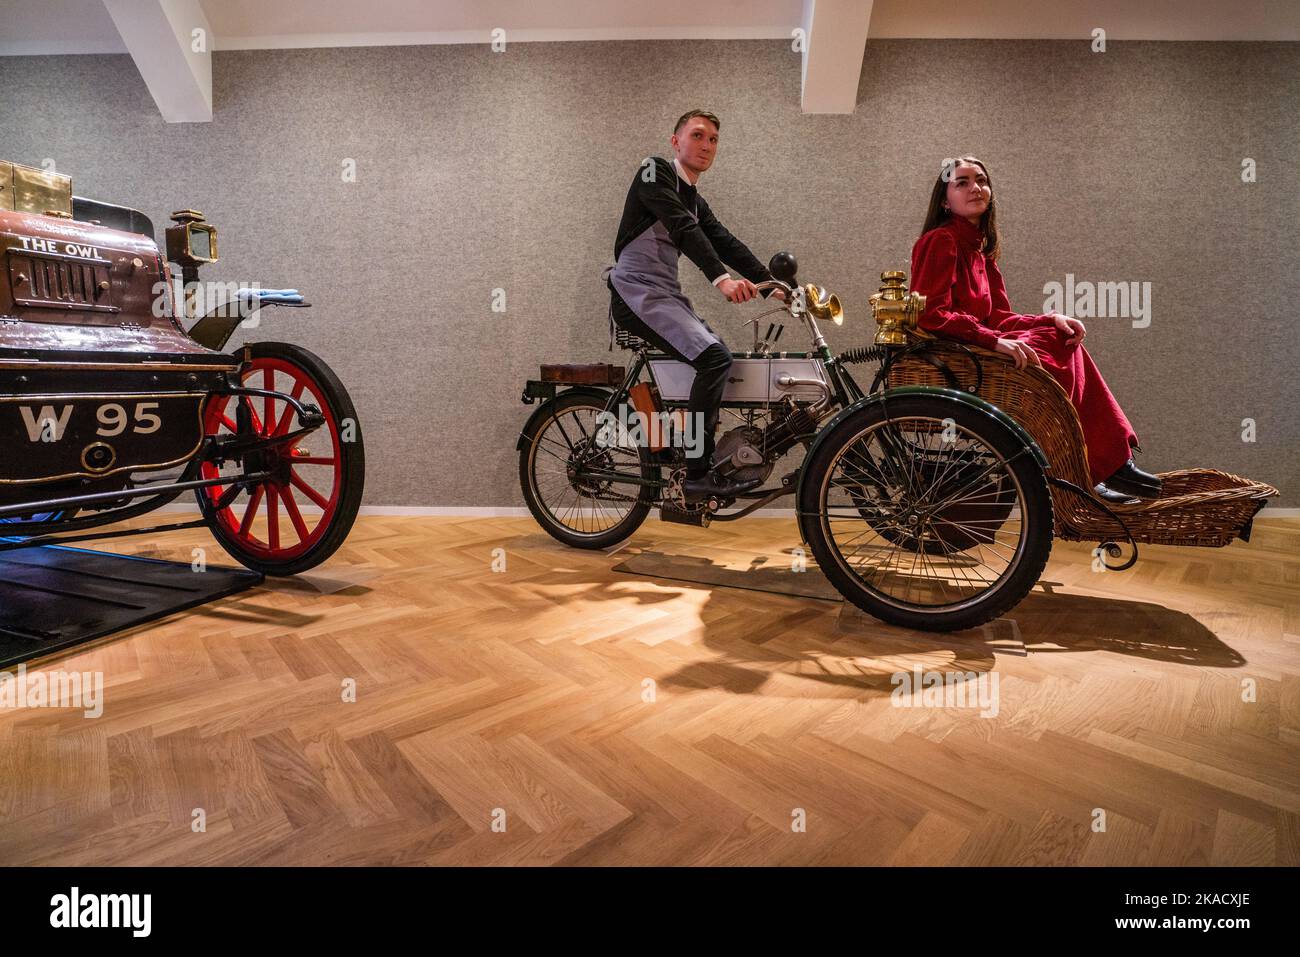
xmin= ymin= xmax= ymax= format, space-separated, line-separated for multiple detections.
xmin=166 ymin=209 xmax=219 ymax=320
xmin=870 ymin=271 xmax=926 ymax=346
xmin=166 ymin=209 xmax=218 ymax=269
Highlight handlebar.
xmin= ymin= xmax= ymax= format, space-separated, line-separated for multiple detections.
xmin=727 ymin=279 xmax=794 ymax=312
xmin=735 ymin=278 xmax=838 ymax=352
xmin=752 ymin=279 xmax=794 ymax=297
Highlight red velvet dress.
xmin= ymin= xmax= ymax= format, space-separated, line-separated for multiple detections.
xmin=908 ymin=215 xmax=1137 ymax=485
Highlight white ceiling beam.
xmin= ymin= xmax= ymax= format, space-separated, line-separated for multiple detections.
xmin=800 ymin=0 xmax=873 ymax=114
xmin=102 ymin=0 xmax=212 ymax=122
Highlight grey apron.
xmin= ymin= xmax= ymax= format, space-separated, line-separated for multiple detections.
xmin=608 ymin=200 xmax=723 ymax=362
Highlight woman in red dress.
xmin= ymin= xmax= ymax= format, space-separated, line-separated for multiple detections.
xmin=908 ymin=155 xmax=1161 ymax=502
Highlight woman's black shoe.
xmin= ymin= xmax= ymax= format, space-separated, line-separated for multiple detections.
xmin=1093 ymin=482 xmax=1139 ymax=505
xmin=1103 ymin=458 xmax=1162 ymax=499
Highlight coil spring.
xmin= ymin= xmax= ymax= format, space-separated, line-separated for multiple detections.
xmin=837 ymin=345 xmax=890 ymax=365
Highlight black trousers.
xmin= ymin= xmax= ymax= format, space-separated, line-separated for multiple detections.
xmin=609 ymin=285 xmax=731 ymax=478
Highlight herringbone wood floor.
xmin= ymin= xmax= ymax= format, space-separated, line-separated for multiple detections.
xmin=1 ymin=514 xmax=1296 ymax=866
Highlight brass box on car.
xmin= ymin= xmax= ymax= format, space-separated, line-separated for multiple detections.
xmin=0 ymin=161 xmax=73 ymax=217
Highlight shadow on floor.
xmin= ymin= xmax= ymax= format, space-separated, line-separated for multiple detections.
xmin=536 ymin=542 xmax=1246 ymax=698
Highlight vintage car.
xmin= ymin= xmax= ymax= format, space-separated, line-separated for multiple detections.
xmin=0 ymin=160 xmax=363 ymax=575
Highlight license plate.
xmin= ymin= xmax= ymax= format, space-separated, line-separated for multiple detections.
xmin=0 ymin=393 xmax=205 ymax=483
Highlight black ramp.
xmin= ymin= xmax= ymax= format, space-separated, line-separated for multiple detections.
xmin=0 ymin=545 xmax=262 ymax=668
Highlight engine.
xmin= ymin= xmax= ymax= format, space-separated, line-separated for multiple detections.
xmin=713 ymin=425 xmax=771 ymax=485
xmin=713 ymin=398 xmax=822 ymax=485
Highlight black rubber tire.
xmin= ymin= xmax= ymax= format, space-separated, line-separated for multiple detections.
xmin=198 ymin=341 xmax=365 ymax=576
xmin=798 ymin=394 xmax=1053 ymax=632
xmin=519 ymin=389 xmax=655 ymax=549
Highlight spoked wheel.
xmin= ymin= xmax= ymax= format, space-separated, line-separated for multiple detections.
xmin=799 ymin=395 xmax=1052 ymax=631
xmin=198 ymin=342 xmax=365 ymax=575
xmin=843 ymin=445 xmax=1017 ymax=554
xmin=519 ymin=389 xmax=656 ymax=549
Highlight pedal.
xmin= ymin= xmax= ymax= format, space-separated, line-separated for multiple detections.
xmin=660 ymin=503 xmax=712 ymax=527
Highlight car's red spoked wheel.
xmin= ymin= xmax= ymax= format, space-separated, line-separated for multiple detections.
xmin=198 ymin=341 xmax=364 ymax=575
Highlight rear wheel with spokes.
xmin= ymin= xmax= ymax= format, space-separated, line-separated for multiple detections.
xmin=519 ymin=390 xmax=656 ymax=549
xmin=799 ymin=395 xmax=1052 ymax=632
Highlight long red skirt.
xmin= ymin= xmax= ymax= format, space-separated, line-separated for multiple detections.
xmin=1008 ymin=326 xmax=1137 ymax=486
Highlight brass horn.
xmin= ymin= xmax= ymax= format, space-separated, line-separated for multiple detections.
xmin=802 ymin=283 xmax=843 ymax=325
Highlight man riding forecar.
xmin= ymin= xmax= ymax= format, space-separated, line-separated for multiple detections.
xmin=607 ymin=109 xmax=781 ymax=503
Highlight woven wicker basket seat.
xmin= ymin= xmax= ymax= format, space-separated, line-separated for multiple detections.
xmin=885 ymin=339 xmax=1278 ymax=547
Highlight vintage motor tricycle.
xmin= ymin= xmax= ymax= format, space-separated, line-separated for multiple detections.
xmin=0 ymin=160 xmax=364 ymax=575
xmin=519 ymin=252 xmax=1276 ymax=632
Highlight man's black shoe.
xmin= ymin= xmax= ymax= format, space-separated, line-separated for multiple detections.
xmin=1093 ymin=482 xmax=1139 ymax=505
xmin=1103 ymin=458 xmax=1162 ymax=499
xmin=683 ymin=471 xmax=762 ymax=503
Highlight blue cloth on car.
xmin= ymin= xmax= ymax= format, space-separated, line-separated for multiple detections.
xmin=234 ymin=288 xmax=304 ymax=304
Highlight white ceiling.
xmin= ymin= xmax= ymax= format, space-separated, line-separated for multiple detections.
xmin=0 ymin=0 xmax=1296 ymax=54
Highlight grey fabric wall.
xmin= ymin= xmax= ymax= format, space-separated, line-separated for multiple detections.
xmin=1 ymin=39 xmax=1295 ymax=506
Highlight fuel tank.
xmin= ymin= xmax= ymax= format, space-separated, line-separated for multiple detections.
xmin=649 ymin=354 xmax=829 ymax=404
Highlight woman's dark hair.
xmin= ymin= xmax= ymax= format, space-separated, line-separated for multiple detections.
xmin=920 ymin=155 xmax=1001 ymax=261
